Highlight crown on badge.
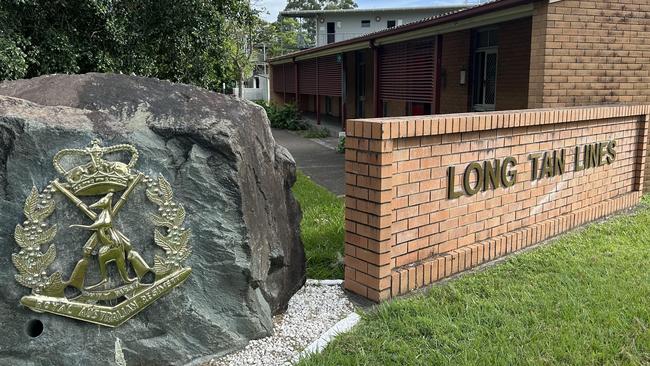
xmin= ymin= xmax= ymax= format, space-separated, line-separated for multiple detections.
xmin=53 ymin=139 xmax=139 ymax=196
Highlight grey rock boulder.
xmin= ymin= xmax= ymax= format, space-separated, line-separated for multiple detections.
xmin=0 ymin=74 xmax=305 ymax=366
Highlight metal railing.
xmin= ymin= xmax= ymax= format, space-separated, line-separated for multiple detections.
xmin=316 ymin=32 xmax=371 ymax=47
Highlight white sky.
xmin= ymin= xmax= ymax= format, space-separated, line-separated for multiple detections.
xmin=256 ymin=0 xmax=481 ymax=22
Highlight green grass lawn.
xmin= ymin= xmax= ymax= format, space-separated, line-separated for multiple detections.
xmin=297 ymin=192 xmax=650 ymax=365
xmin=292 ymin=171 xmax=344 ymax=279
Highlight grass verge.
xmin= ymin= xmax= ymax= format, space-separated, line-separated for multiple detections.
xmin=298 ymin=196 xmax=650 ymax=365
xmin=292 ymin=171 xmax=344 ymax=279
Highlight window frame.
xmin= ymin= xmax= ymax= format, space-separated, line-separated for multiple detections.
xmin=471 ymin=27 xmax=499 ymax=112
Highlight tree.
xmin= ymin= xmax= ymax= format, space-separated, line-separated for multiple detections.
xmin=280 ymin=0 xmax=358 ymax=49
xmin=224 ymin=3 xmax=265 ymax=97
xmin=264 ymin=18 xmax=301 ymax=57
xmin=322 ymin=0 xmax=357 ymax=10
xmin=0 ymin=0 xmax=256 ymax=92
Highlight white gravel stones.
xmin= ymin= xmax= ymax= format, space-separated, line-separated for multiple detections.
xmin=208 ymin=282 xmax=355 ymax=366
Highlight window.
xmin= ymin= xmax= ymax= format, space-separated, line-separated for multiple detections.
xmin=472 ymin=28 xmax=499 ymax=111
xmin=361 ymin=20 xmax=370 ymax=28
xmin=387 ymin=20 xmax=396 ymax=28
xmin=254 ymin=77 xmax=260 ymax=89
xmin=327 ymin=22 xmax=335 ymax=44
xmin=476 ymin=28 xmax=499 ymax=48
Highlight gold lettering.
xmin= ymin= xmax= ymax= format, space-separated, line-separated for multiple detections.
xmin=540 ymin=152 xmax=554 ymax=178
xmin=554 ymin=149 xmax=565 ymax=175
xmin=502 ymin=157 xmax=517 ymax=187
xmin=528 ymin=153 xmax=542 ymax=180
xmin=575 ymin=146 xmax=584 ymax=171
xmin=447 ymin=166 xmax=463 ymax=199
xmin=606 ymin=140 xmax=617 ymax=164
xmin=483 ymin=160 xmax=501 ymax=191
xmin=463 ymin=162 xmax=483 ymax=196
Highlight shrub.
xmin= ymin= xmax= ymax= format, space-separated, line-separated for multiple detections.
xmin=337 ymin=134 xmax=345 ymax=153
xmin=299 ymin=126 xmax=330 ymax=138
xmin=256 ymin=101 xmax=306 ymax=130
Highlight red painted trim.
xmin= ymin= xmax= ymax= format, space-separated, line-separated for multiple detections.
xmin=341 ymin=54 xmax=346 ymax=130
xmin=294 ymin=58 xmax=299 ymax=105
xmin=316 ymin=58 xmax=321 ymax=125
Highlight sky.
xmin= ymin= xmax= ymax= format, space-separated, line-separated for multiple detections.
xmin=257 ymin=0 xmax=481 ymax=22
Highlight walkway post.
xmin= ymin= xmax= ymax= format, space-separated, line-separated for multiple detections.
xmin=294 ymin=58 xmax=299 ymax=106
xmin=372 ymin=42 xmax=380 ymax=118
xmin=316 ymin=58 xmax=321 ymax=125
xmin=341 ymin=53 xmax=346 ymax=131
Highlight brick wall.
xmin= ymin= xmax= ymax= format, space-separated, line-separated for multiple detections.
xmin=527 ymin=0 xmax=650 ymax=191
xmin=496 ymin=17 xmax=532 ymax=111
xmin=528 ymin=0 xmax=650 ymax=108
xmin=440 ymin=30 xmax=471 ymax=114
xmin=344 ymin=105 xmax=649 ymax=301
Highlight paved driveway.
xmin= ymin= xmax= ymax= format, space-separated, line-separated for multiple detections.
xmin=272 ymin=129 xmax=345 ymax=196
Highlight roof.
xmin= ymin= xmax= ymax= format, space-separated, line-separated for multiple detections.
xmin=280 ymin=5 xmax=468 ymax=17
xmin=270 ymin=0 xmax=535 ymax=63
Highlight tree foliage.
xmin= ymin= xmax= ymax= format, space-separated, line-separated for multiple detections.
xmin=0 ymin=0 xmax=256 ymax=91
xmin=275 ymin=0 xmax=357 ymax=53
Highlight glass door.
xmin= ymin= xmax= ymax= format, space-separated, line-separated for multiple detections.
xmin=472 ymin=49 xmax=497 ymax=111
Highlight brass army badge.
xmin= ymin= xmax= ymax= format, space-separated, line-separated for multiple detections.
xmin=12 ymin=139 xmax=191 ymax=327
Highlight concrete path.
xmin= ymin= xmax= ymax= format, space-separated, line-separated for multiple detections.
xmin=272 ymin=128 xmax=345 ymax=196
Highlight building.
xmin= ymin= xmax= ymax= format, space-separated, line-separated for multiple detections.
xmin=235 ymin=45 xmax=270 ymax=101
xmin=280 ymin=6 xmax=467 ymax=47
xmin=269 ymin=0 xmax=650 ymax=129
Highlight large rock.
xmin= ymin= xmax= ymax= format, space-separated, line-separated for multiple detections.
xmin=0 ymin=74 xmax=305 ymax=365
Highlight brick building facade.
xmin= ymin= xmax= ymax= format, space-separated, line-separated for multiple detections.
xmin=529 ymin=0 xmax=650 ymax=108
xmin=270 ymin=0 xmax=650 ymax=122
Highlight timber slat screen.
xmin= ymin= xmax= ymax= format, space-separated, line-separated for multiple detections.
xmin=379 ymin=38 xmax=435 ymax=103
xmin=317 ymin=55 xmax=342 ymax=96
xmin=298 ymin=59 xmax=318 ymax=95
xmin=284 ymin=63 xmax=296 ymax=94
xmin=271 ymin=63 xmax=296 ymax=94
xmin=271 ymin=64 xmax=284 ymax=93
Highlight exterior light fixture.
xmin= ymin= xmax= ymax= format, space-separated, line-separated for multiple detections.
xmin=375 ymin=16 xmax=381 ymax=22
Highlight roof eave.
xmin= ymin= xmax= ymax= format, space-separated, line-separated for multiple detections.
xmin=270 ymin=0 xmax=535 ymax=64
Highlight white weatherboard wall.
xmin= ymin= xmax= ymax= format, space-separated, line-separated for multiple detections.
xmin=315 ymin=10 xmax=450 ymax=46
xmin=239 ymin=75 xmax=270 ymax=101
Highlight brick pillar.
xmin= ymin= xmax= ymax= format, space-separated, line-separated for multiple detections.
xmin=343 ymin=120 xmax=394 ymax=301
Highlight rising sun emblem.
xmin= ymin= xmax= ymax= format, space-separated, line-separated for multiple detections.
xmin=12 ymin=139 xmax=191 ymax=327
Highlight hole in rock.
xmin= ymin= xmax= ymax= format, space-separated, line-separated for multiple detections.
xmin=26 ymin=319 xmax=44 ymax=338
